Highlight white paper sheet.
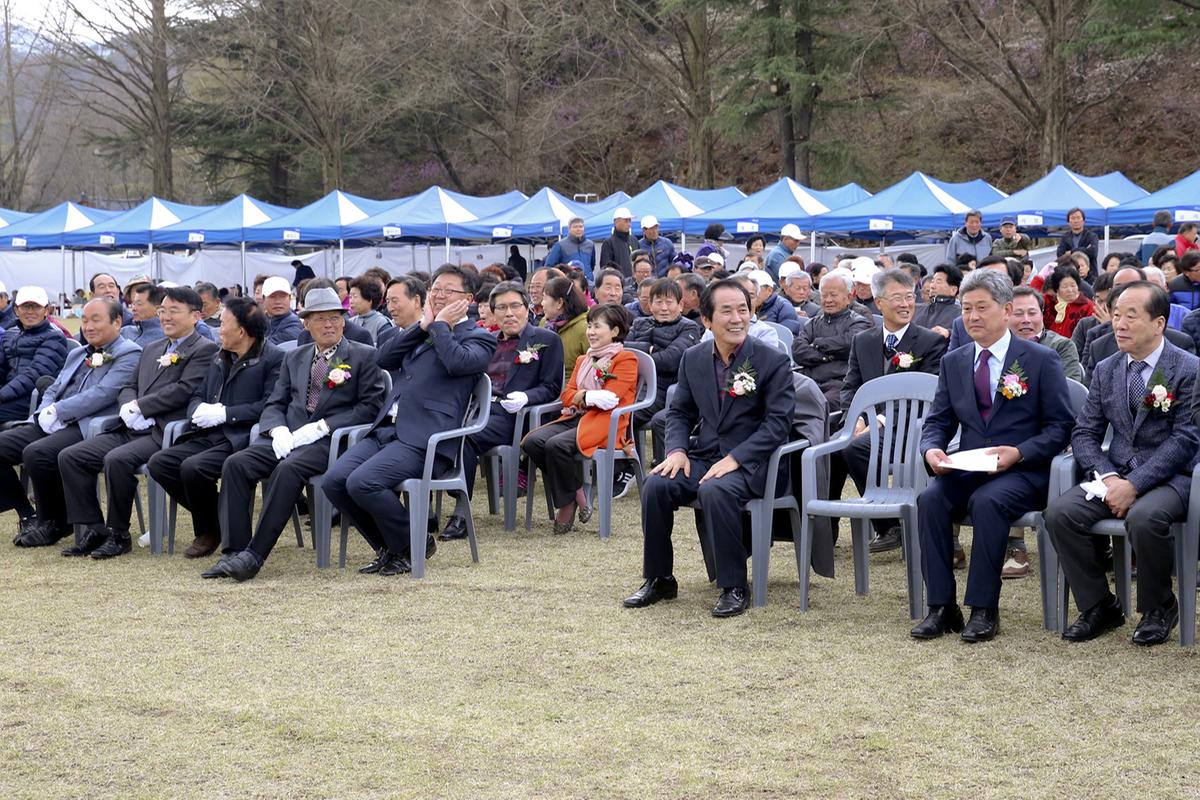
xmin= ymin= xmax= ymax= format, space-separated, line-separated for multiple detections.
xmin=942 ymin=447 xmax=999 ymax=472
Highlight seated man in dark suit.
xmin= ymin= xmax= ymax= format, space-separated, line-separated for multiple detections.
xmin=623 ymin=278 xmax=795 ymax=618
xmin=914 ymin=269 xmax=1074 ymax=642
xmin=792 ymin=270 xmax=871 ymax=410
xmin=146 ymin=298 xmax=284 ymax=559
xmin=8 ymin=298 xmax=141 ymax=547
xmin=295 ymin=279 xmax=375 ymax=346
xmin=203 ymin=288 xmax=386 ymax=581
xmin=58 ymin=287 xmax=218 ymax=559
xmin=911 ymin=262 xmax=962 ymax=338
xmin=321 ymin=265 xmax=496 ymax=575
xmin=835 ymin=268 xmax=947 ymax=552
xmin=1086 ymin=280 xmax=1196 ymax=382
xmin=439 ymin=280 xmax=562 ymax=541
xmin=1046 ymin=282 xmax=1200 ymax=646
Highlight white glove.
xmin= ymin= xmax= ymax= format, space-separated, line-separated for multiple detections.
xmin=271 ymin=426 xmax=294 ymax=460
xmin=585 ymin=389 xmax=620 ymax=410
xmin=499 ymin=391 xmax=528 ymax=414
xmin=37 ymin=405 xmax=57 ymax=434
xmin=191 ymin=402 xmax=227 ymax=428
xmin=46 ymin=417 xmax=67 ymax=434
xmin=119 ymin=400 xmax=140 ymax=424
xmin=291 ymin=420 xmax=330 ymax=448
xmin=128 ymin=413 xmax=156 ymax=431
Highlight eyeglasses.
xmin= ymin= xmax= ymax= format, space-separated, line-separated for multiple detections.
xmin=492 ymin=302 xmax=526 ymax=314
xmin=882 ymin=293 xmax=916 ymax=304
xmin=429 ymin=286 xmax=469 ymax=296
xmin=157 ymin=306 xmax=194 ymax=317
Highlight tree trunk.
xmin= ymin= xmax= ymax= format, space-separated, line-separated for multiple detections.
xmin=150 ymin=0 xmax=173 ymax=198
xmin=1039 ymin=0 xmax=1068 ymax=170
xmin=791 ymin=3 xmax=819 ymax=185
xmin=684 ymin=2 xmax=715 ymax=187
xmin=765 ymin=0 xmax=795 ymax=179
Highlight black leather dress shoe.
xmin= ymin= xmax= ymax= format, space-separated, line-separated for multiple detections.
xmin=61 ymin=526 xmax=108 ymax=556
xmin=90 ymin=530 xmax=132 ymax=560
xmin=438 ymin=516 xmax=468 ymax=541
xmin=910 ymin=604 xmax=965 ymax=639
xmin=623 ymin=576 xmax=679 ymax=608
xmin=17 ymin=520 xmax=72 ymax=548
xmin=712 ymin=586 xmax=749 ymax=618
xmin=1132 ymin=595 xmax=1178 ymax=646
xmin=358 ymin=550 xmax=392 ymax=574
xmin=960 ymin=607 xmax=1000 ymax=642
xmin=201 ymin=555 xmax=233 ymax=579
xmin=869 ymin=526 xmax=903 ymax=553
xmin=379 ymin=554 xmax=412 ymax=576
xmin=12 ymin=514 xmax=37 ymax=545
xmin=1062 ymin=596 xmax=1125 ymax=642
xmin=222 ymin=550 xmax=263 ymax=582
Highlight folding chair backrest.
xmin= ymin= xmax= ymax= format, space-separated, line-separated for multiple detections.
xmin=65 ymin=337 xmax=83 ymax=351
xmin=764 ymin=321 xmax=794 ymax=362
xmin=277 ymin=339 xmax=299 ymax=351
xmin=1065 ymin=378 xmax=1088 ymax=416
xmin=842 ymin=372 xmax=940 ymax=494
xmin=444 ymin=373 xmax=492 ymax=474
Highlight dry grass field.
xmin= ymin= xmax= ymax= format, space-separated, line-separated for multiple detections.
xmin=2 ymin=483 xmax=1199 ymax=799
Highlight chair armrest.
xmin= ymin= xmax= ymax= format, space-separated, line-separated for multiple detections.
xmin=161 ymin=420 xmax=187 ymax=449
xmin=1050 ymin=452 xmax=1077 ymax=500
xmin=328 ymin=424 xmax=373 ymax=470
xmin=762 ymin=438 xmax=809 ymax=504
xmin=525 ymin=401 xmax=562 ymax=427
xmin=605 ymin=394 xmax=655 ymax=450
xmin=87 ymin=414 xmax=119 ymax=440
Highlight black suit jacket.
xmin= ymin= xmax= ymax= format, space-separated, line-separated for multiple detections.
xmin=112 ymin=330 xmax=219 ymax=444
xmin=839 ymin=323 xmax=947 ymax=411
xmin=1083 ymin=324 xmax=1195 ymax=383
xmin=259 ymin=338 xmax=386 ymax=434
xmin=182 ymin=339 xmax=286 ymax=449
xmin=667 ymin=336 xmax=795 ymax=496
xmin=495 ymin=324 xmax=564 ymax=406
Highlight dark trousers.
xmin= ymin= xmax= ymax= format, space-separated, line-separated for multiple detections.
xmin=219 ymin=440 xmax=331 ymax=557
xmin=1045 ymin=484 xmax=1184 ymax=614
xmin=0 ymin=422 xmax=83 ymax=525
xmin=60 ymin=430 xmax=161 ymax=533
xmin=462 ymin=408 xmax=517 ymax=498
xmin=649 ymin=407 xmax=669 ymax=464
xmin=146 ymin=431 xmax=232 ymax=540
xmin=917 ymin=469 xmax=1047 ymax=609
xmin=321 ymin=429 xmax=447 ymax=555
xmin=634 ymin=396 xmax=667 ymax=463
xmin=839 ymin=432 xmax=893 ymax=536
xmin=522 ymin=418 xmax=583 ymax=509
xmin=641 ymin=457 xmax=756 ymax=589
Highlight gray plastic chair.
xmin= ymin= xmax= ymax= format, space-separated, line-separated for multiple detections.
xmin=84 ymin=414 xmax=154 ymax=544
xmin=953 ymin=378 xmax=1088 ymax=632
xmin=799 ymin=372 xmax=940 ymax=618
xmin=523 ymin=401 xmax=563 ymax=530
xmin=1050 ymin=456 xmax=1200 ymax=647
xmin=762 ymin=321 xmax=794 ymax=363
xmin=334 ymin=374 xmax=491 ymax=577
xmin=276 ymin=339 xmax=300 ymax=351
xmin=579 ymin=349 xmax=656 ymax=540
xmin=481 ymin=401 xmax=562 ymax=532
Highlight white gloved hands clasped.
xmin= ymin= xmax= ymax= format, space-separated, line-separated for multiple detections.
xmin=290 ymin=420 xmax=330 ymax=448
xmin=271 ymin=426 xmax=294 ymax=460
xmin=499 ymin=391 xmax=528 ymax=414
xmin=585 ymin=389 xmax=620 ymax=410
xmin=37 ymin=404 xmax=65 ymax=434
xmin=119 ymin=400 xmax=140 ymax=425
xmin=191 ymin=402 xmax=227 ymax=429
xmin=127 ymin=413 xmax=156 ymax=431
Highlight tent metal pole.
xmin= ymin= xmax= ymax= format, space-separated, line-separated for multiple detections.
xmin=810 ymin=231 xmax=817 ymax=263
xmin=59 ymin=246 xmax=65 ymax=307
xmin=1103 ymin=225 xmax=1110 ymax=259
xmin=410 ymin=243 xmax=415 ymax=275
xmin=426 ymin=244 xmax=431 ymax=270
xmin=444 ymin=237 xmax=451 ymax=263
xmin=148 ymin=243 xmax=155 ymax=281
xmin=681 ymin=232 xmax=686 ymax=253
xmin=339 ymin=239 xmax=345 ymax=276
xmin=240 ymin=242 xmax=247 ymax=291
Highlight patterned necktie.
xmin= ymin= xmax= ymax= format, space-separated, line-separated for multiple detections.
xmin=307 ymin=351 xmax=329 ymax=412
xmin=974 ymin=349 xmax=994 ymax=418
xmin=885 ymin=333 xmax=898 ymax=351
xmin=1128 ymin=360 xmax=1147 ymax=417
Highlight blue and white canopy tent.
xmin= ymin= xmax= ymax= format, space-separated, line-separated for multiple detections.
xmin=812 ymin=172 xmax=1006 ymax=235
xmin=581 ymin=180 xmax=745 ymax=243
xmin=0 ymin=202 xmax=123 ymax=300
xmin=62 ymin=198 xmax=213 ymax=248
xmin=444 ymin=187 xmax=598 ymax=241
xmin=1105 ymin=168 xmax=1200 ymax=228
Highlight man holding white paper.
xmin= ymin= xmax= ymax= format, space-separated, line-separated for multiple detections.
xmin=1045 ymin=282 xmax=1200 ymax=646
xmin=913 ymin=269 xmax=1074 ymax=642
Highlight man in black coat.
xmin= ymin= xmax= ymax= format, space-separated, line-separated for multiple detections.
xmin=598 ymin=207 xmax=637 ymax=280
xmin=59 ymin=286 xmax=219 ymax=559
xmin=624 ymin=279 xmax=795 ymax=618
xmin=1055 ymin=207 xmax=1100 ymax=271
xmin=438 ymin=280 xmax=563 ymax=541
xmin=146 ymin=298 xmax=284 ymax=559
xmin=836 ymin=269 xmax=947 ymax=552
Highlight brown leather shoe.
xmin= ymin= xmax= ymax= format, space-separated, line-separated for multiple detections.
xmin=185 ymin=534 xmax=221 ymax=559
xmin=953 ymin=545 xmax=967 ymax=570
xmin=1001 ymin=548 xmax=1030 ymax=579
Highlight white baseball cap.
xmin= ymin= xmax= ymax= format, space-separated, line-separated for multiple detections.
xmin=779 ymin=262 xmax=805 ymax=282
xmin=613 ymin=207 xmax=633 ymax=220
xmin=851 ymin=256 xmax=879 ymax=284
xmin=0 ymin=281 xmax=8 ymax=295
xmin=641 ymin=215 xmax=659 ymax=229
xmin=262 ymin=276 xmax=292 ymax=296
xmin=15 ymin=285 xmax=48 ymax=307
xmin=708 ymin=252 xmax=725 ymax=267
xmin=780 ymin=223 xmax=806 ymax=241
xmin=746 ymin=269 xmax=776 ymax=289
xmin=737 ymin=260 xmax=758 ymax=273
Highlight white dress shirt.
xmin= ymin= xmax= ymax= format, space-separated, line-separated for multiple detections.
xmin=973 ymin=329 xmax=1012 ymax=397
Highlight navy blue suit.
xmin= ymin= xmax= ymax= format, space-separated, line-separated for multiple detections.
xmin=642 ymin=335 xmax=795 ymax=589
xmin=461 ymin=324 xmax=564 ymax=498
xmin=321 ymin=319 xmax=497 ymax=556
xmin=918 ymin=334 xmax=1073 ymax=608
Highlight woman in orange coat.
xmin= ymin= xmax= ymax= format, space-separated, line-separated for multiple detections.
xmin=522 ymin=303 xmax=638 ymax=534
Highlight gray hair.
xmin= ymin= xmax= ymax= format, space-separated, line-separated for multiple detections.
xmin=960 ymin=268 xmax=1014 ymax=305
xmin=488 ymin=279 xmax=531 ymax=311
xmin=871 ymin=268 xmax=914 ymax=299
xmin=784 ymin=270 xmax=812 ymax=286
xmin=568 ymin=216 xmax=584 ymax=227
xmin=820 ymin=270 xmax=854 ymax=295
xmin=1143 ymin=265 xmax=1167 ymax=289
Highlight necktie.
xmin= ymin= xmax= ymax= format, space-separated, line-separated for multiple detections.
xmin=885 ymin=332 xmax=898 ymax=353
xmin=307 ymin=351 xmax=329 ymax=412
xmin=974 ymin=349 xmax=993 ymax=418
xmin=1128 ymin=360 xmax=1147 ymax=417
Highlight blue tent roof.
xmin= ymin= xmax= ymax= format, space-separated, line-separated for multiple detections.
xmin=445 ymin=187 xmax=598 ymax=240
xmin=151 ymin=194 xmax=294 ymax=245
xmin=978 ymin=165 xmax=1148 ymax=227
xmin=1107 ymin=168 xmax=1200 ymax=227
xmin=62 ymin=198 xmax=214 ymax=247
xmin=1 ymin=202 xmax=121 ymax=248
xmin=339 ymin=186 xmax=529 ymax=240
xmin=813 ymin=172 xmax=1006 ymax=233
xmin=682 ymin=178 xmax=872 ymax=236
xmin=582 ymin=180 xmax=745 ymax=238
xmin=0 ymin=208 xmax=30 ymax=229
xmin=245 ymin=190 xmax=397 ymax=243
xmin=580 ymin=191 xmax=631 ymax=215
